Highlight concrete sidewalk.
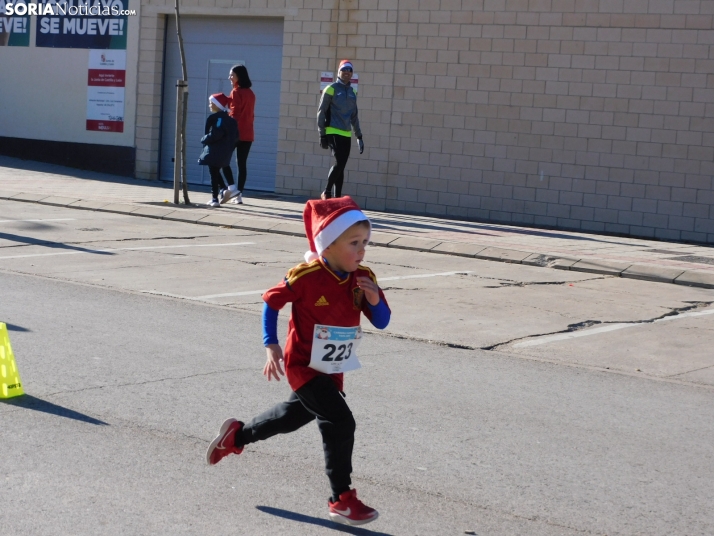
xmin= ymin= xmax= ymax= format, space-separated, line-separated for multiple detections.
xmin=1 ymin=155 xmax=713 ymax=288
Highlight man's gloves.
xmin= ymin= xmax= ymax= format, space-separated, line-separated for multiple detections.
xmin=357 ymin=137 xmax=364 ymax=154
xmin=320 ymin=135 xmax=329 ymax=150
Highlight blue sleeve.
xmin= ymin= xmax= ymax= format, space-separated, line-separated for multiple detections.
xmin=366 ymin=299 xmax=390 ymax=329
xmin=262 ymin=302 xmax=279 ymax=346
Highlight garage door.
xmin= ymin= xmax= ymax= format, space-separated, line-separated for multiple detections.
xmin=161 ymin=16 xmax=283 ymax=192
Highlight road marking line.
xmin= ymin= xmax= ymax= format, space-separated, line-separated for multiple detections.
xmin=0 ymin=218 xmax=76 ymax=223
xmin=381 ymin=271 xmax=474 ymax=281
xmin=513 ymin=307 xmax=714 ymax=348
xmin=141 ymin=271 xmax=475 ymax=301
xmin=0 ymin=241 xmax=256 ymax=260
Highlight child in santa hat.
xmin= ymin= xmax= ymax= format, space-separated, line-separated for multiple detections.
xmin=198 ymin=93 xmax=239 ymax=206
xmin=206 ymin=196 xmax=390 ymax=527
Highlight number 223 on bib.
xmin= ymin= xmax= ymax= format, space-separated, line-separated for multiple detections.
xmin=309 ymin=324 xmax=362 ymax=374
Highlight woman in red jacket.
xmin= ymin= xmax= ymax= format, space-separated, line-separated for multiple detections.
xmin=224 ymin=64 xmax=256 ymax=204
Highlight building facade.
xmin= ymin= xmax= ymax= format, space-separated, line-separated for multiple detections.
xmin=1 ymin=0 xmax=713 ymax=242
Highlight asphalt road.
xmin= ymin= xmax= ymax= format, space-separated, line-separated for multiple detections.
xmin=1 ymin=200 xmax=713 ymax=535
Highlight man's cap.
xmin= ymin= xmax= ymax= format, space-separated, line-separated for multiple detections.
xmin=338 ymin=60 xmax=354 ymax=71
xmin=303 ymin=196 xmax=370 ymax=263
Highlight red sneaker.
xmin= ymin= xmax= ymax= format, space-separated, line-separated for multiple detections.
xmin=206 ymin=418 xmax=244 ymax=465
xmin=328 ymin=489 xmax=379 ymax=526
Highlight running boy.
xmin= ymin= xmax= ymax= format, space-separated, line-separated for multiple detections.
xmin=206 ymin=196 xmax=391 ymax=526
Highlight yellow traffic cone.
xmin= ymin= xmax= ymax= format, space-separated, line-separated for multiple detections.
xmin=0 ymin=322 xmax=24 ymax=399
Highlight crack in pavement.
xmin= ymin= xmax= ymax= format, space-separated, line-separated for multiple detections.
xmin=483 ymin=301 xmax=714 ymax=351
xmin=481 ymin=276 xmax=607 ymax=288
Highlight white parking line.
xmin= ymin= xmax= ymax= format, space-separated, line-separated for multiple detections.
xmin=513 ymin=307 xmax=714 ymax=348
xmin=0 ymin=218 xmax=76 ymax=223
xmin=0 ymin=241 xmax=256 ymax=260
xmin=142 ymin=270 xmax=475 ymax=301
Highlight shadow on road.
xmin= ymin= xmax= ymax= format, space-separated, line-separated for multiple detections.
xmin=256 ymin=505 xmax=393 ymax=535
xmin=0 ymin=394 xmax=109 ymax=425
xmin=0 ymin=232 xmax=115 ymax=255
xmin=4 ymin=323 xmax=31 ymax=332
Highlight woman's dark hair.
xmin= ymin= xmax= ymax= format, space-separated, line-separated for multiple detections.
xmin=231 ymin=65 xmax=252 ymax=88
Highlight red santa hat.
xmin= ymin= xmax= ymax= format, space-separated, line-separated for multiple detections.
xmin=338 ymin=60 xmax=353 ymax=71
xmin=209 ymin=93 xmax=230 ymax=111
xmin=303 ymin=196 xmax=371 ymax=263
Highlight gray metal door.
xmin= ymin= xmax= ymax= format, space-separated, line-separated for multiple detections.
xmin=161 ymin=16 xmax=283 ymax=192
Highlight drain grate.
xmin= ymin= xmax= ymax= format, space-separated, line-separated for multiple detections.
xmin=665 ymin=255 xmax=714 ymax=265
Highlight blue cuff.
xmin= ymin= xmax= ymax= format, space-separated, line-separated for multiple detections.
xmin=366 ymin=299 xmax=390 ymax=329
xmin=262 ymin=302 xmax=279 ymax=346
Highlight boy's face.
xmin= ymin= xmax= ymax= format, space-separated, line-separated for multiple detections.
xmin=209 ymin=102 xmax=220 ymax=112
xmin=322 ymin=222 xmax=370 ymax=273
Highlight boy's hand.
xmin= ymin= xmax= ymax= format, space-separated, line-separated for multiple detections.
xmin=264 ymin=344 xmax=285 ymax=381
xmin=356 ymin=276 xmax=380 ymax=306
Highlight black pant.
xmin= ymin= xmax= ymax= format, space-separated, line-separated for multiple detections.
xmin=208 ymin=166 xmax=234 ymax=199
xmin=324 ymin=134 xmax=351 ymax=198
xmin=223 ymin=141 xmax=252 ymax=192
xmin=238 ymin=375 xmax=355 ymax=497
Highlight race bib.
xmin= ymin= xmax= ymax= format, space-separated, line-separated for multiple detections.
xmin=309 ymin=324 xmax=362 ymax=374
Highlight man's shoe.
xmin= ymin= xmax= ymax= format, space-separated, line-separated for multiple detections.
xmin=217 ymin=189 xmax=226 ymax=203
xmin=206 ymin=418 xmax=244 ymax=465
xmin=320 ymin=190 xmax=332 ymax=200
xmin=230 ymin=191 xmax=243 ymax=204
xmin=207 ymin=198 xmax=220 ymax=208
xmin=328 ymin=489 xmax=379 ymax=526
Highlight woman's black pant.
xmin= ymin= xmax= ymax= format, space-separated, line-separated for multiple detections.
xmin=324 ymin=134 xmax=352 ymax=198
xmin=238 ymin=375 xmax=355 ymax=497
xmin=223 ymin=141 xmax=252 ymax=192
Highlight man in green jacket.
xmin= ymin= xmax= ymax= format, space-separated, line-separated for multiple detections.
xmin=317 ymin=60 xmax=364 ymax=199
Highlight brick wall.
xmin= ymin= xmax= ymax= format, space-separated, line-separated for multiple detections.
xmin=276 ymin=0 xmax=714 ymax=243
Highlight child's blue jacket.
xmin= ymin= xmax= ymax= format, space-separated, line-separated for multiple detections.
xmin=198 ymin=111 xmax=238 ymax=167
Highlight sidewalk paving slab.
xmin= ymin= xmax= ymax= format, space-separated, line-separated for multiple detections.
xmin=130 ymin=206 xmax=178 ymax=219
xmin=389 ymin=236 xmax=443 ymax=252
xmin=369 ymin=232 xmax=399 ymax=246
xmin=36 ymin=196 xmax=81 ymax=207
xmin=432 ymin=242 xmax=487 ymax=257
xmin=9 ymin=192 xmax=51 ymax=202
xmin=569 ymin=259 xmax=632 ymax=276
xmin=621 ymin=265 xmax=686 ymax=284
xmin=163 ymin=209 xmax=212 ymax=224
xmin=522 ymin=253 xmax=580 ymax=268
xmin=476 ymin=247 xmax=532 ymax=263
xmin=270 ymin=222 xmax=306 ymax=236
xmin=98 ymin=203 xmax=142 ymax=215
xmin=195 ymin=214 xmax=249 ymax=227
xmin=68 ymin=200 xmax=112 ymax=210
xmin=674 ymin=270 xmax=714 ymax=289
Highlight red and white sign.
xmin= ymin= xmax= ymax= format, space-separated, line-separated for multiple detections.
xmin=86 ymin=50 xmax=126 ymax=133
xmin=320 ymin=71 xmax=334 ymax=93
xmin=319 ymin=71 xmax=359 ymax=94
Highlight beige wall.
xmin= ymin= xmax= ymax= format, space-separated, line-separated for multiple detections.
xmin=137 ymin=0 xmax=714 ymax=243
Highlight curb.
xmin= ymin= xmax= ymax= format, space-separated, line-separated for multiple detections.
xmin=3 ymin=192 xmax=714 ymax=290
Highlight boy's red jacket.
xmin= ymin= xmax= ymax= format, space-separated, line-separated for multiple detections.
xmin=263 ymin=258 xmax=389 ymax=392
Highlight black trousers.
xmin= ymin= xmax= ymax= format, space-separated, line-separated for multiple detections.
xmin=208 ymin=166 xmax=234 ymax=199
xmin=324 ymin=134 xmax=352 ymax=198
xmin=238 ymin=375 xmax=355 ymax=497
xmin=223 ymin=141 xmax=252 ymax=192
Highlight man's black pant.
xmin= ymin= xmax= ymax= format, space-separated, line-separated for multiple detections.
xmin=238 ymin=375 xmax=355 ymax=497
xmin=208 ymin=166 xmax=234 ymax=199
xmin=222 ymin=140 xmax=252 ymax=192
xmin=324 ymin=134 xmax=352 ymax=198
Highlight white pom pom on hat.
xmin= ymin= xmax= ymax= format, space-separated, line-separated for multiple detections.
xmin=303 ymin=196 xmax=370 ymax=263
